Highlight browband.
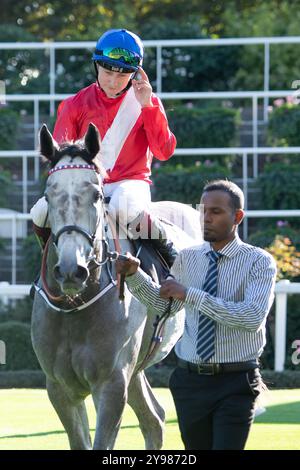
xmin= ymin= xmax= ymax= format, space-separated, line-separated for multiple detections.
xmin=48 ymin=164 xmax=96 ymax=175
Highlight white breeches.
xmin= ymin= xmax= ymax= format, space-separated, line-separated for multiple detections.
xmin=30 ymin=179 xmax=151 ymax=228
xmin=104 ymin=180 xmax=151 ymax=225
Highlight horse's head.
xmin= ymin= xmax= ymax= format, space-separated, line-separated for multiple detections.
xmin=40 ymin=123 xmax=106 ymax=296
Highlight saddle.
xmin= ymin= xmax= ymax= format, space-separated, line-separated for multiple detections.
xmin=104 ymin=196 xmax=174 ymax=284
xmin=132 ymin=238 xmax=170 ymax=284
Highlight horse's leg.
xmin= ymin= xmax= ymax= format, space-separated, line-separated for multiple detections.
xmin=47 ymin=379 xmax=92 ymax=450
xmin=91 ymin=372 xmax=127 ymax=450
xmin=127 ymin=371 xmax=165 ymax=450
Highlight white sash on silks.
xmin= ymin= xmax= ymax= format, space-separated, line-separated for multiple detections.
xmin=97 ymin=87 xmax=141 ymax=171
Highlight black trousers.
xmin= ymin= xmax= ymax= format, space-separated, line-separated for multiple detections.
xmin=169 ymin=366 xmax=262 ymax=450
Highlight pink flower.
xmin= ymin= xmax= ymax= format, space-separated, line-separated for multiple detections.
xmin=274 ymin=99 xmax=285 ymax=107
xmin=277 ymin=220 xmax=289 ymax=228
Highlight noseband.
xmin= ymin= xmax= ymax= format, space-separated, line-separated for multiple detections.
xmin=53 ymin=225 xmax=95 ymax=247
xmin=48 ymin=163 xmax=116 ymax=268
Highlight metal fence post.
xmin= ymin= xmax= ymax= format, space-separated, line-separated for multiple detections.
xmin=263 ymin=42 xmax=270 ymax=123
xmin=156 ymin=45 xmax=162 ymax=94
xmin=11 ymin=216 xmax=17 ymax=284
xmin=49 ymin=46 xmax=56 ymax=116
xmin=275 ymin=279 xmax=289 ymax=371
xmin=22 ymin=154 xmax=28 ymax=213
xmin=252 ymin=95 xmax=258 ymax=178
xmin=242 ymin=152 xmax=248 ymax=240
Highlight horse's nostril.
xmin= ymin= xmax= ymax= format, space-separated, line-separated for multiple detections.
xmin=75 ymin=265 xmax=89 ymax=282
xmin=53 ymin=265 xmax=63 ymax=281
xmin=53 ymin=263 xmax=88 ymax=285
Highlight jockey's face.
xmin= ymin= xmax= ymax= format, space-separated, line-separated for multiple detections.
xmin=200 ymin=190 xmax=244 ymax=251
xmin=97 ymin=65 xmax=132 ymax=98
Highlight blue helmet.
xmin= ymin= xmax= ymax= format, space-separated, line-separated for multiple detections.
xmin=93 ymin=29 xmax=143 ymax=73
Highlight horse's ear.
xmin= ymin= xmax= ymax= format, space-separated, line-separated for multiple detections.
xmin=39 ymin=124 xmax=59 ymax=161
xmin=84 ymin=123 xmax=100 ymax=161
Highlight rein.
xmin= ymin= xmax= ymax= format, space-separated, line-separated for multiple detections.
xmin=136 ymin=296 xmax=174 ymax=373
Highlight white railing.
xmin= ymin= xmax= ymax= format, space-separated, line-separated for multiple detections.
xmin=0 ymin=282 xmax=30 ymax=304
xmin=2 ymin=36 xmax=300 ymax=116
xmin=0 ymin=279 xmax=297 ymax=372
xmin=1 ymin=89 xmax=299 ymax=150
xmin=0 ymin=151 xmax=39 ymax=213
xmin=1 ymin=210 xmax=300 ymax=284
xmin=274 ymin=280 xmax=300 ymax=371
xmin=0 ymin=213 xmax=31 ymax=284
xmin=2 ymin=146 xmax=300 ymax=221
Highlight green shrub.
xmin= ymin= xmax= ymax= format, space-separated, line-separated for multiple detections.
xmin=261 ymin=370 xmax=300 ymax=389
xmin=0 ymin=24 xmax=49 ymax=97
xmin=146 ymin=365 xmax=300 ymax=388
xmin=0 ymin=297 xmax=33 ymax=324
xmin=0 ymin=370 xmax=45 ymax=389
xmin=167 ymin=106 xmax=240 ymax=167
xmin=0 ymin=170 xmax=13 ymax=206
xmin=222 ymin=2 xmax=300 ymax=91
xmin=141 ymin=18 xmax=241 ymax=93
xmin=257 ymin=162 xmax=300 ymax=214
xmin=248 ymin=229 xmax=300 ymax=372
xmin=248 ymin=227 xmax=300 ymax=250
xmin=0 ymin=108 xmax=20 ymax=150
xmin=268 ymin=105 xmax=300 ymax=147
xmin=0 ymin=321 xmax=40 ymax=371
xmin=151 ymin=163 xmax=232 ymax=205
xmin=22 ymin=234 xmax=42 ymax=283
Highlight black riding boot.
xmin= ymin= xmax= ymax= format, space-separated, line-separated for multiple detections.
xmin=128 ymin=212 xmax=178 ymax=268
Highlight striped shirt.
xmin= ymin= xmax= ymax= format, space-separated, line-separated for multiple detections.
xmin=126 ymin=235 xmax=277 ymax=364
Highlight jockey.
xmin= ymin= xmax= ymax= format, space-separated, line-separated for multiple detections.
xmin=30 ymin=28 xmax=178 ymax=267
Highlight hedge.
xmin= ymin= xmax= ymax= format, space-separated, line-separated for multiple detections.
xmin=0 ymin=370 xmax=45 ymax=389
xmin=257 ymin=162 xmax=300 ymax=227
xmin=0 ymin=107 xmax=20 ymax=150
xmin=248 ymin=227 xmax=300 ymax=250
xmin=0 ymin=170 xmax=12 ymax=207
xmin=268 ymin=104 xmax=300 ymax=147
xmin=167 ymin=106 xmax=240 ymax=167
xmin=1 ymin=367 xmax=299 ymax=389
xmin=0 ymin=321 xmax=40 ymax=371
xmin=145 ymin=366 xmax=300 ymax=389
xmin=151 ymin=164 xmax=232 ymax=205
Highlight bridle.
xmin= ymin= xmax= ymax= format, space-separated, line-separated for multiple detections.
xmin=48 ymin=163 xmax=118 ymax=267
xmin=37 ymin=163 xmax=120 ymax=310
xmin=52 ymin=224 xmax=113 ymax=268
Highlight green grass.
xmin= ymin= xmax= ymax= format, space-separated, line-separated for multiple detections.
xmin=0 ymin=388 xmax=299 ymax=450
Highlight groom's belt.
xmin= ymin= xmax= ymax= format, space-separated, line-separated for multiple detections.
xmin=177 ymin=358 xmax=259 ymax=375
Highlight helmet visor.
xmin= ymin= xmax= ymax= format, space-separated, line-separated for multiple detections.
xmin=95 ymin=47 xmax=141 ymax=67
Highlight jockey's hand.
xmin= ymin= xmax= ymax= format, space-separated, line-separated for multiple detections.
xmin=159 ymin=279 xmax=187 ymax=301
xmin=116 ymin=252 xmax=140 ymax=277
xmin=132 ymin=67 xmax=153 ymax=108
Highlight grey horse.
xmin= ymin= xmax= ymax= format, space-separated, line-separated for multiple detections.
xmin=31 ymin=123 xmax=201 ymax=450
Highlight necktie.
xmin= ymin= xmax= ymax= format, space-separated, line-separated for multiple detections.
xmin=196 ymin=250 xmax=222 ymax=361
